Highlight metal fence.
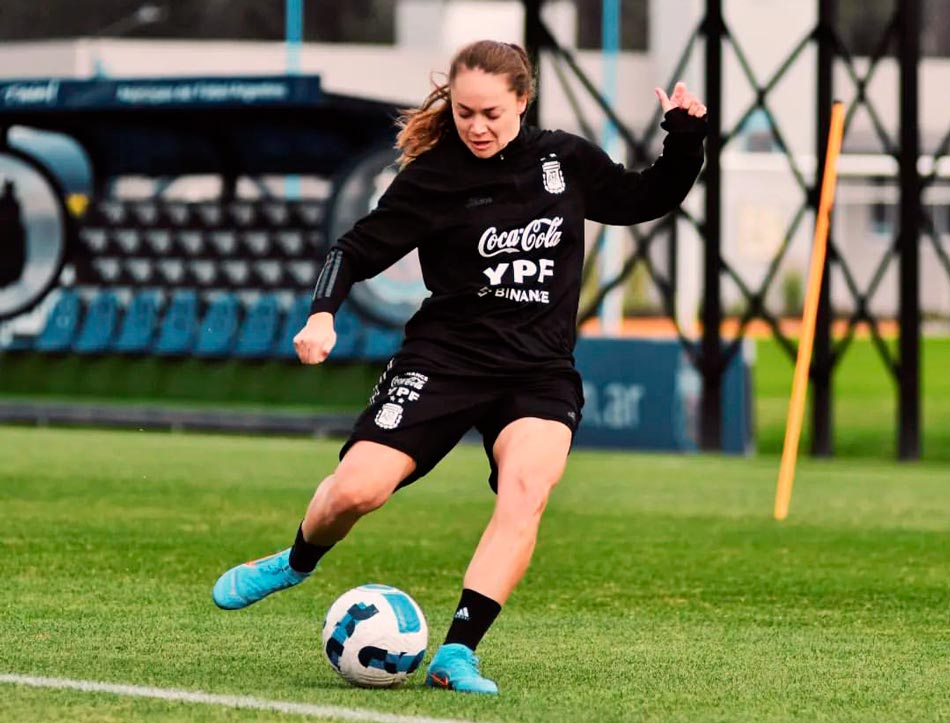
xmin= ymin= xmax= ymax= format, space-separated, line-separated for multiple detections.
xmin=524 ymin=0 xmax=940 ymax=459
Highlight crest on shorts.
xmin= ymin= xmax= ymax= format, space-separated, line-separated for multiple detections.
xmin=541 ymin=154 xmax=565 ymax=194
xmin=375 ymin=403 xmax=404 ymax=430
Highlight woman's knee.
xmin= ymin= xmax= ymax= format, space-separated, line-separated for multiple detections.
xmin=491 ymin=418 xmax=571 ymax=520
xmin=496 ymin=467 xmax=561 ymax=519
xmin=321 ymin=474 xmax=391 ymax=517
xmin=321 ymin=441 xmax=415 ymax=517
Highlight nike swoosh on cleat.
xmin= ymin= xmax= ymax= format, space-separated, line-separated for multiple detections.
xmin=245 ymin=551 xmax=280 ymax=567
xmin=428 ymin=673 xmax=451 ymax=688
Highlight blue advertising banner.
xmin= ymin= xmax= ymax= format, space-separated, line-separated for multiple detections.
xmin=0 ymin=75 xmax=322 ymax=112
xmin=574 ymin=337 xmax=754 ymax=455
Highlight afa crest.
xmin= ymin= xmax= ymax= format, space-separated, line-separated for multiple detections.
xmin=375 ymin=403 xmax=404 ymax=430
xmin=541 ymin=154 xmax=566 ymax=194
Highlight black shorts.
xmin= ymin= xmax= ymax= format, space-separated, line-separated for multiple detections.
xmin=340 ymin=361 xmax=584 ymax=492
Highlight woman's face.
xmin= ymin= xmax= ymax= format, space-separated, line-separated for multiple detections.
xmin=451 ymin=66 xmax=527 ymax=159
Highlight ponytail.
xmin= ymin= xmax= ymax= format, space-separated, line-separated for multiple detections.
xmin=395 ymin=76 xmax=454 ymax=169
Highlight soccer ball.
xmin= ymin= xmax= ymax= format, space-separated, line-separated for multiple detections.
xmin=321 ymin=584 xmax=428 ymax=688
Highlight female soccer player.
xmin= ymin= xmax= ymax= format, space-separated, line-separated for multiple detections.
xmin=213 ymin=39 xmax=707 ymax=694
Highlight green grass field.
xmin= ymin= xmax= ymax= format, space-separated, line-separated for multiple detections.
xmin=756 ymin=336 xmax=950 ymax=461
xmin=2 ymin=426 xmax=948 ymax=722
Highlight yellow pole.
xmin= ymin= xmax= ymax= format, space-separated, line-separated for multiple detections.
xmin=774 ymin=101 xmax=846 ymax=521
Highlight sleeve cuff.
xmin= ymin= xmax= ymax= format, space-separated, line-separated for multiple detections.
xmin=308 ymin=247 xmax=351 ymax=316
xmin=308 ymin=298 xmax=340 ymax=316
xmin=660 ymin=107 xmax=708 ymax=136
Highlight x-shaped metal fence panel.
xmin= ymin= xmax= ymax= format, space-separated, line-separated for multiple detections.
xmin=525 ymin=0 xmax=933 ymax=457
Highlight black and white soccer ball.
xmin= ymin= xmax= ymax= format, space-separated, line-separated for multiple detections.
xmin=321 ymin=584 xmax=428 ymax=688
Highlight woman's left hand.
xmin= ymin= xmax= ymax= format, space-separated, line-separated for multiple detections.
xmin=654 ymin=81 xmax=707 ymax=118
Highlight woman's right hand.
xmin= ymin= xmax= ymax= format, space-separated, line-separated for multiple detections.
xmin=293 ymin=312 xmax=337 ymax=365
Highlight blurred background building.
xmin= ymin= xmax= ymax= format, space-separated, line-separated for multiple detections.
xmin=1 ymin=0 xmax=947 ymax=324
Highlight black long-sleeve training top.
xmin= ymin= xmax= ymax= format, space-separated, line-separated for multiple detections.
xmin=310 ymin=107 xmax=706 ymax=376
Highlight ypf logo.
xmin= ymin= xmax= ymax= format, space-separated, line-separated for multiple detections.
xmin=0 ymin=152 xmax=69 ymax=321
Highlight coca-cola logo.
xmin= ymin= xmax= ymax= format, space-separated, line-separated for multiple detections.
xmin=477 ymin=217 xmax=563 ymax=258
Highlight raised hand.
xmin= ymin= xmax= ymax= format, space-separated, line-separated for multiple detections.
xmin=654 ymin=81 xmax=707 ymax=118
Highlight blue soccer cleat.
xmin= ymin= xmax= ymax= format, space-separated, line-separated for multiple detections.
xmin=212 ymin=548 xmax=311 ymax=610
xmin=425 ymin=643 xmax=499 ymax=695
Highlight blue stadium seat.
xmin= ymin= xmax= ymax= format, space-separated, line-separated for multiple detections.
xmin=35 ymin=290 xmax=83 ymax=352
xmin=359 ymin=324 xmax=403 ymax=361
xmin=113 ymin=290 xmax=161 ymax=354
xmin=275 ymin=294 xmax=312 ymax=359
xmin=154 ymin=290 xmax=199 ymax=355
xmin=73 ymin=290 xmax=119 ymax=354
xmin=194 ymin=294 xmax=240 ymax=357
xmin=234 ymin=294 xmax=280 ymax=359
xmin=330 ymin=303 xmax=363 ymax=361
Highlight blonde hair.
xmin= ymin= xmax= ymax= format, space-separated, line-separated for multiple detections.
xmin=395 ymin=40 xmax=535 ymax=168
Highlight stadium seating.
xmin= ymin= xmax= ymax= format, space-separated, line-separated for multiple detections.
xmin=274 ymin=294 xmax=311 ymax=359
xmin=194 ymin=294 xmax=241 ymax=357
xmin=329 ymin=303 xmax=363 ymax=361
xmin=74 ymin=198 xmax=326 ymax=292
xmin=360 ymin=324 xmax=403 ymax=361
xmin=73 ymin=290 xmax=119 ymax=354
xmin=113 ymin=290 xmax=161 ymax=354
xmin=234 ymin=294 xmax=281 ymax=359
xmin=154 ymin=290 xmax=199 ymax=355
xmin=35 ymin=290 xmax=83 ymax=352
xmin=27 ymin=196 xmax=402 ymax=363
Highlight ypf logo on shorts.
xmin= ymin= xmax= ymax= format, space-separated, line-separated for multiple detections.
xmin=375 ymin=403 xmax=404 ymax=430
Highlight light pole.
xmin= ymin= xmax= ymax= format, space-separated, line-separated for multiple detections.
xmin=286 ymin=0 xmax=303 ymax=74
xmin=598 ymin=0 xmax=623 ymax=335
xmin=285 ymin=0 xmax=304 ymax=199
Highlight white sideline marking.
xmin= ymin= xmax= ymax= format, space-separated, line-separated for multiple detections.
xmin=0 ymin=674 xmax=484 ymax=723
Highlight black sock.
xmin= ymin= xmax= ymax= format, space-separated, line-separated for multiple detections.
xmin=443 ymin=588 xmax=502 ymax=651
xmin=288 ymin=524 xmax=333 ymax=573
